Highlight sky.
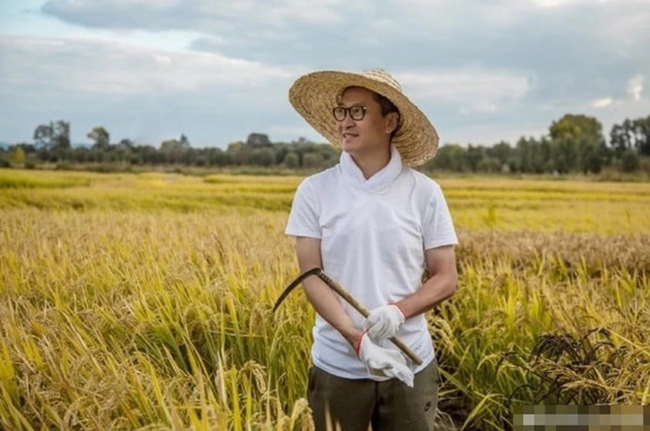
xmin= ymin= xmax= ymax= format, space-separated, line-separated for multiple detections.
xmin=0 ymin=0 xmax=649 ymax=149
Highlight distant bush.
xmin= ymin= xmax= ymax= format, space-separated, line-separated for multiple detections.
xmin=621 ymin=150 xmax=639 ymax=173
xmin=86 ymin=164 xmax=130 ymax=173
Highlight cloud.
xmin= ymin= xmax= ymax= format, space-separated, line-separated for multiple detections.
xmin=41 ymin=0 xmax=650 ymax=105
xmin=530 ymin=0 xmax=587 ymax=7
xmin=628 ymin=75 xmax=644 ymax=101
xmin=585 ymin=74 xmax=646 ymax=111
xmin=0 ymin=35 xmax=293 ymax=97
xmin=590 ymin=98 xmax=614 ymax=108
xmin=0 ymin=34 xmax=298 ymax=146
xmin=2 ymin=0 xmax=649 ymax=147
xmin=41 ymin=0 xmax=350 ymax=31
xmin=396 ymin=69 xmax=531 ymax=111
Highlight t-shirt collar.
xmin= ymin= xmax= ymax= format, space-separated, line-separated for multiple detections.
xmin=339 ymin=145 xmax=404 ymax=192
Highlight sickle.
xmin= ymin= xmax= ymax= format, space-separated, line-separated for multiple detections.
xmin=273 ymin=267 xmax=423 ymax=365
xmin=272 ymin=267 xmax=322 ymax=313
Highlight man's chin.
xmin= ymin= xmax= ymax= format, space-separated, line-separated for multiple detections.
xmin=340 ymin=139 xmax=359 ymax=152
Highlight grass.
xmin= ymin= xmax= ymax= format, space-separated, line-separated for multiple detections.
xmin=1 ymin=169 xmax=649 ymax=430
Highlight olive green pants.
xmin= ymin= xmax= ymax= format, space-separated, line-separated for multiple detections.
xmin=307 ymin=359 xmax=440 ymax=431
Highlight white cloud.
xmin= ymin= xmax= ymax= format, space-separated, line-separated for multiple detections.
xmin=530 ymin=0 xmax=580 ymax=7
xmin=2 ymin=0 xmax=650 ymax=148
xmin=628 ymin=75 xmax=644 ymax=101
xmin=0 ymin=35 xmax=293 ymax=97
xmin=590 ymin=97 xmax=613 ymax=108
xmin=42 ymin=0 xmax=351 ymax=30
xmin=396 ymin=69 xmax=531 ymax=110
xmin=598 ymin=4 xmax=650 ymax=46
xmin=0 ymin=34 xmax=301 ymax=146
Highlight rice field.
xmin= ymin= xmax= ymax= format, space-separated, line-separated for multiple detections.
xmin=1 ymin=169 xmax=649 ymax=431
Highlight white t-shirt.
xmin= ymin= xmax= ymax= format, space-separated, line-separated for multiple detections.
xmin=285 ymin=146 xmax=458 ymax=380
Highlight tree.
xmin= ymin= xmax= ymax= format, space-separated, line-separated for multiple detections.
xmin=160 ymin=139 xmax=179 ymax=152
xmin=88 ymin=126 xmax=111 ymax=151
xmin=550 ymin=114 xmax=605 ymax=173
xmin=72 ymin=146 xmax=91 ymax=164
xmin=487 ymin=141 xmax=512 ymax=168
xmin=303 ymin=152 xmax=324 ymax=168
xmin=246 ymin=133 xmax=272 ymax=148
xmin=429 ymin=144 xmax=468 ymax=172
xmin=610 ymin=116 xmax=650 ymax=157
xmin=580 ymin=141 xmax=603 ymax=174
xmin=249 ymin=148 xmax=275 ymax=167
xmin=610 ymin=119 xmax=635 ymax=158
xmin=621 ymin=149 xmax=639 ymax=173
xmin=538 ymin=137 xmax=553 ymax=172
xmin=34 ymin=120 xmax=70 ymax=161
xmin=477 ymin=157 xmax=501 ymax=173
xmin=117 ymin=138 xmax=134 ymax=149
xmin=464 ymin=145 xmax=484 ymax=173
xmin=633 ymin=115 xmax=650 ymax=156
xmin=550 ymin=114 xmax=604 ymax=145
xmin=157 ymin=135 xmax=189 ymax=163
xmin=51 ymin=120 xmax=71 ymax=152
xmin=206 ymin=147 xmax=231 ymax=166
xmin=179 ymin=134 xmax=191 ymax=149
xmin=551 ymin=137 xmax=579 ymax=173
xmin=33 ymin=123 xmax=53 ymax=149
xmin=283 ymin=152 xmax=300 ymax=168
xmin=515 ymin=137 xmax=536 ymax=173
xmin=113 ymin=139 xmax=133 ymax=165
xmin=9 ymin=147 xmax=26 ymax=165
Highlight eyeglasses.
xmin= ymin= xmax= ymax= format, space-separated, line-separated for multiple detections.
xmin=332 ymin=105 xmax=367 ymax=121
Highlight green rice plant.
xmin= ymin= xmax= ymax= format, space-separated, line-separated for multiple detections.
xmin=0 ymin=170 xmax=93 ymax=189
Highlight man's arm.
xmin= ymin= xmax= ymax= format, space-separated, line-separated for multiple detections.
xmin=295 ymin=236 xmax=363 ymax=348
xmin=394 ymin=244 xmax=458 ymax=319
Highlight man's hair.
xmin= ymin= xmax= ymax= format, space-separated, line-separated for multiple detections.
xmin=371 ymin=91 xmax=401 ymax=139
xmin=372 ymin=92 xmax=399 ymax=117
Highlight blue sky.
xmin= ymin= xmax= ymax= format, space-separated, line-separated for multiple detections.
xmin=1 ymin=0 xmax=649 ymax=148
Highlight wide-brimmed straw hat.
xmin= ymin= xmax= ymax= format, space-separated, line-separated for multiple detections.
xmin=288 ymin=68 xmax=439 ymax=167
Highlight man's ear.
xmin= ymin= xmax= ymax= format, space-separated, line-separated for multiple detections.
xmin=385 ymin=112 xmax=400 ymax=135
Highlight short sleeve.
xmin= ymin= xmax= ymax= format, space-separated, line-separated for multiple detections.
xmin=285 ymin=178 xmax=322 ymax=239
xmin=423 ymin=184 xmax=458 ymax=250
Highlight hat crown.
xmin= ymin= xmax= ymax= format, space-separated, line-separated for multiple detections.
xmin=361 ymin=68 xmax=402 ymax=93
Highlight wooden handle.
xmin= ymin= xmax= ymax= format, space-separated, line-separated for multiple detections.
xmin=316 ymin=271 xmax=424 ymax=366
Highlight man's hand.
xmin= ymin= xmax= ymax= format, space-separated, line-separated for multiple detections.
xmin=355 ymin=332 xmax=414 ymax=387
xmin=364 ymin=304 xmax=405 ymax=340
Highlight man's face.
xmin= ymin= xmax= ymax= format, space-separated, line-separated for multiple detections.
xmin=336 ymin=87 xmax=398 ymax=160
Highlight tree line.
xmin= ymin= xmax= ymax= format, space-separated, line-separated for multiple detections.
xmin=1 ymin=113 xmax=649 ymax=174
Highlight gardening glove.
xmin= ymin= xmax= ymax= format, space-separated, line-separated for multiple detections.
xmin=364 ymin=304 xmax=405 ymax=341
xmin=355 ymin=332 xmax=414 ymax=387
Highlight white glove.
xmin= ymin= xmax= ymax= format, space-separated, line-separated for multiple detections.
xmin=356 ymin=332 xmax=414 ymax=387
xmin=364 ymin=304 xmax=405 ymax=340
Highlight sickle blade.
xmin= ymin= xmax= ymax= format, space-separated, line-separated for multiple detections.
xmin=272 ymin=267 xmax=322 ymax=313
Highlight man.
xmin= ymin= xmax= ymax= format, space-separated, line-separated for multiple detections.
xmin=285 ymin=68 xmax=458 ymax=431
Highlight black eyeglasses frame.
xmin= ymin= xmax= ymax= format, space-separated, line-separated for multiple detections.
xmin=332 ymin=105 xmax=367 ymax=121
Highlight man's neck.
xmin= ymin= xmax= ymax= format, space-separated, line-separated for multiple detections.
xmin=350 ymin=146 xmax=392 ymax=179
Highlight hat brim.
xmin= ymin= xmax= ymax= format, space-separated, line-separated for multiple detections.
xmin=288 ymin=70 xmax=439 ymax=167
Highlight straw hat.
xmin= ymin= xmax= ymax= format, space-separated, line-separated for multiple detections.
xmin=288 ymin=68 xmax=439 ymax=167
